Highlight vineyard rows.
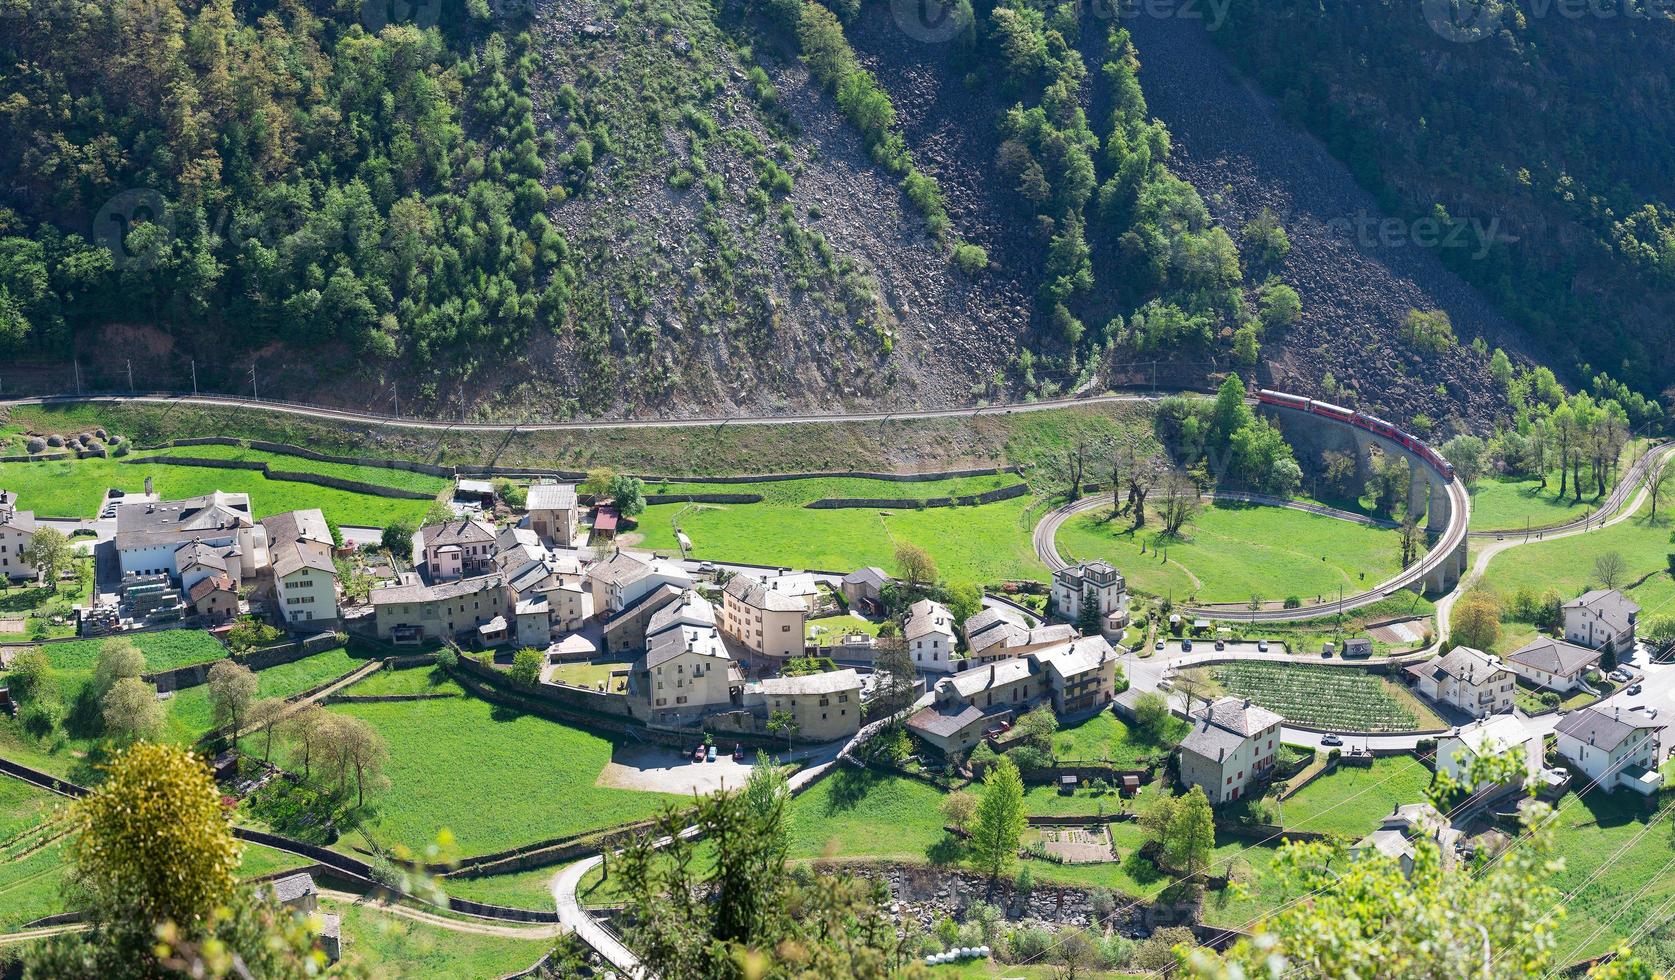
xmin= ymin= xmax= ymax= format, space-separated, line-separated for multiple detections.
xmin=1209 ymin=662 xmax=1421 ymax=732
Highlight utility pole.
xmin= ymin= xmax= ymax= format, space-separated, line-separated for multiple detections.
xmin=73 ymin=359 xmax=81 ymax=395
xmin=126 ymin=359 xmax=133 ymax=393
xmin=250 ymin=362 xmax=258 ymax=401
xmin=393 ymin=385 xmax=399 ymax=419
xmin=191 ymin=359 xmax=197 ymax=396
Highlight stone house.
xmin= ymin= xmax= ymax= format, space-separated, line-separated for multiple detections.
xmin=722 ymin=573 xmax=806 ymax=662
xmin=1175 ymin=697 xmax=1285 ymax=805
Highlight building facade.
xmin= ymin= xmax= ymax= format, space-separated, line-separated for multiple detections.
xmin=1051 ymin=560 xmax=1131 ymax=638
xmin=1176 ymin=697 xmax=1285 ymax=805
xmin=721 ymin=573 xmax=806 ymax=661
xmin=0 ymin=491 xmax=37 ymax=582
xmin=1405 ymin=646 xmax=1515 ymax=719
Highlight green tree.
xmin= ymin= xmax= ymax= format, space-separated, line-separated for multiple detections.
xmin=6 ymin=647 xmax=51 ymax=703
xmin=894 ymin=541 xmax=938 ymax=586
xmin=1441 ymin=434 xmax=1487 ymax=488
xmin=206 ymin=660 xmax=258 ymax=737
xmin=1257 ymin=281 xmax=1301 ymax=329
xmin=381 ymin=519 xmax=415 ymax=559
xmin=22 ymin=526 xmax=75 ymax=588
xmin=101 ymin=677 xmax=165 ymax=743
xmin=943 ymin=581 xmax=983 ymax=626
xmin=28 ymin=743 xmax=329 ymax=978
xmin=583 ymin=467 xmax=616 ymax=498
xmin=617 ymin=779 xmax=902 ymax=978
xmin=509 ymin=647 xmax=545 ymax=687
xmin=1449 ymin=590 xmax=1502 ymax=651
xmin=941 ymin=790 xmax=978 ymax=834
xmin=767 ymin=709 xmax=799 ymax=752
xmin=970 ymin=756 xmax=1027 ymax=881
xmin=91 ymin=638 xmax=145 ymax=696
xmin=607 ymin=474 xmax=647 ymax=517
xmin=1162 ymin=786 xmax=1214 ymax=874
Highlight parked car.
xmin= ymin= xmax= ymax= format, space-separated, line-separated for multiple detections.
xmin=1610 ymin=669 xmax=1632 ymax=683
xmin=1321 ymin=734 xmax=1344 ymax=747
xmin=692 ymin=746 xmax=706 ymax=763
xmin=1180 ymin=639 xmax=1192 ymax=652
xmin=698 ymin=561 xmax=718 ymax=574
xmin=1257 ymin=640 xmax=1269 ymax=653
xmin=1154 ymin=639 xmax=1165 ymax=652
xmin=706 ymin=745 xmax=718 ymax=762
xmin=733 ymin=743 xmax=744 ymax=761
xmin=1628 ymin=682 xmax=1644 ymax=695
xmin=1215 ymin=639 xmax=1226 ymax=651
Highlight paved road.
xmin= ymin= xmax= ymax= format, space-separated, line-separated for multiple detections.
xmin=1034 ymin=479 xmax=1469 ymax=624
xmin=0 ymin=390 xmax=1170 ymax=433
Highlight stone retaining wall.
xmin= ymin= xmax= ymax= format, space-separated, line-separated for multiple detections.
xmin=124 ymin=455 xmax=434 ymax=500
xmin=804 ymin=482 xmax=1031 ymax=510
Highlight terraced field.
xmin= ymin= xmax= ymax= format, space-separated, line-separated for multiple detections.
xmin=1208 ymin=662 xmax=1443 ymax=732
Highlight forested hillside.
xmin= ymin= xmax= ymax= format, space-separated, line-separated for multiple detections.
xmin=1214 ymin=0 xmax=1675 ymax=402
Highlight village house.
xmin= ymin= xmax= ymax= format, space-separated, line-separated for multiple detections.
xmin=586 ymin=549 xmax=692 ymax=618
xmin=187 ymin=574 xmax=239 ymax=623
xmin=763 ymin=570 xmax=822 ymax=613
xmin=1351 ymin=803 xmax=1461 ymax=875
xmin=371 ymin=574 xmax=504 ymax=644
xmin=1034 ymin=636 xmax=1120 ymax=714
xmin=494 ymin=528 xmax=590 ymax=642
xmin=525 ymin=483 xmax=579 ymax=548
xmin=904 ymin=598 xmax=958 ymax=673
xmin=1555 ymin=706 xmax=1668 ymax=795
xmin=748 ymin=668 xmax=863 ymax=742
xmin=1050 ymin=560 xmax=1131 ymax=638
xmin=1436 ymin=715 xmax=1542 ymax=791
xmin=721 ymin=572 xmax=806 ymax=662
xmin=261 ymin=510 xmax=339 ymax=628
xmin=1502 ymin=636 xmax=1603 ymax=693
xmin=1175 ymin=697 xmax=1285 ymax=804
xmin=629 ymin=592 xmax=740 ymax=726
xmin=1405 ymin=646 xmax=1515 ymax=719
xmin=962 ymin=606 xmax=1076 ymax=665
xmin=411 ymin=517 xmax=497 ymax=582
xmin=840 ymin=566 xmax=890 ymax=611
xmin=0 ymin=490 xmax=37 ymax=582
xmin=1563 ymin=589 xmax=1639 ymax=655
xmin=115 ymin=492 xmax=260 ymax=583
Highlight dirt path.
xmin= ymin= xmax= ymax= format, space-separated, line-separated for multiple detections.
xmin=317 ymin=889 xmax=562 ymax=939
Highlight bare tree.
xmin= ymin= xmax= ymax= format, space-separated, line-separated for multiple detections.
xmin=207 ymin=660 xmax=258 ymax=738
xmin=1159 ymin=469 xmax=1200 ymax=536
xmin=247 ymin=698 xmax=288 ymax=761
xmin=1399 ymin=516 xmax=1423 ymax=569
xmin=1651 ymin=455 xmax=1674 ymax=521
xmin=282 ymin=703 xmax=330 ymax=781
xmin=1595 ymin=551 xmax=1627 ymax=590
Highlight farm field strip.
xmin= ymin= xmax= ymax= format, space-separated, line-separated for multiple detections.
xmin=1208 ymin=662 xmax=1433 ymax=732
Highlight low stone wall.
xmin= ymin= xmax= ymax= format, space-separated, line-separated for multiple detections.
xmin=1212 ymin=823 xmax=1333 ymax=844
xmin=448 ymin=658 xmax=635 ymax=727
xmin=324 ymin=692 xmax=458 ymax=703
xmin=147 ymin=631 xmax=343 ymax=693
xmin=804 ymin=482 xmax=1031 ymax=510
xmin=123 ymin=455 xmax=434 ymax=500
xmin=643 ymin=492 xmax=763 ymax=505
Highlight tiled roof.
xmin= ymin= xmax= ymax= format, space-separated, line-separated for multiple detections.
xmin=756 ymin=668 xmax=861 ymax=697
xmin=1556 ymin=706 xmax=1665 ymax=753
xmin=1505 ymin=636 xmax=1603 ymax=677
xmin=1565 ymin=589 xmax=1640 ymax=636
xmin=1199 ymin=696 xmax=1284 ymax=737
xmin=526 ymin=483 xmax=577 ymax=511
xmin=116 ymin=492 xmax=252 ymax=550
xmin=371 ymin=573 xmax=502 ymax=606
xmin=418 ymin=518 xmax=496 ymax=550
xmin=905 ymin=599 xmax=955 ymax=640
xmin=724 ymin=573 xmax=804 ymax=612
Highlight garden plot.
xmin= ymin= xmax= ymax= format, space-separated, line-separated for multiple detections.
xmin=1208 ymin=662 xmax=1441 ymax=732
xmin=1033 ymin=825 xmax=1116 ymax=864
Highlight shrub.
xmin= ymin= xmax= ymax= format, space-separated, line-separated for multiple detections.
xmin=1005 ymin=924 xmax=1052 ymax=964
xmin=1133 ymin=926 xmax=1197 ymax=971
xmin=435 ymin=646 xmax=459 ymax=669
xmin=226 ymin=617 xmax=283 ymax=652
xmin=1283 ymin=596 xmax=1302 ymax=609
xmin=1013 ymin=864 xmax=1033 ymax=896
xmin=952 ymin=242 xmax=989 ymax=274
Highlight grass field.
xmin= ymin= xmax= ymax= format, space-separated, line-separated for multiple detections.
xmin=131 ymin=443 xmax=450 ymax=495
xmin=1051 ymin=710 xmax=1183 ymax=767
xmin=1480 ymin=498 xmax=1675 ymax=624
xmin=807 ymin=614 xmax=881 ymax=645
xmin=0 ymin=644 xmax=370 ymax=782
xmin=1277 ymin=756 xmax=1434 ymax=838
xmin=0 ymin=454 xmax=432 ymax=525
xmin=1468 ymin=473 xmax=1597 ymax=531
xmin=321 ymin=697 xmax=681 ymax=857
xmin=1543 ymin=789 xmax=1675 ymax=965
xmin=788 ymin=767 xmax=952 ymax=863
xmin=1054 ymin=502 xmax=1405 ymax=603
xmin=1207 ymin=662 xmax=1444 ymax=732
xmin=439 ymin=864 xmax=564 ymax=911
xmin=324 ymin=896 xmax=554 ymax=978
xmin=546 ymin=659 xmax=630 ymax=693
xmin=634 ymin=484 xmax=1045 ymax=584
xmin=345 ymin=664 xmax=464 ymax=698
xmin=24 ymin=630 xmax=228 ymax=672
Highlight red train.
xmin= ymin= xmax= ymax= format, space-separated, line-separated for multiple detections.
xmin=1254 ymin=389 xmax=1456 ymax=482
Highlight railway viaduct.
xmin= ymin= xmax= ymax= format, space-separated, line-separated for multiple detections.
xmin=1256 ymin=398 xmax=1468 ymax=596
